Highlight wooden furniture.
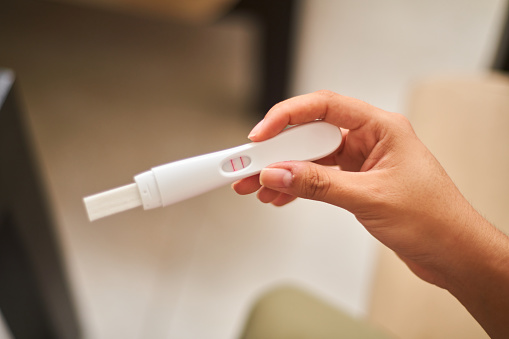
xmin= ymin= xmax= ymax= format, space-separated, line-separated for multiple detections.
xmin=53 ymin=0 xmax=299 ymax=115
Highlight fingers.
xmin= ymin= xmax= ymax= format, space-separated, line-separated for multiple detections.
xmin=232 ymin=158 xmax=364 ymax=209
xmin=257 ymin=186 xmax=280 ymax=203
xmin=259 ymin=161 xmax=367 ymax=211
xmin=237 ymin=91 xmax=384 ymax=208
xmin=255 ymin=186 xmax=295 ymax=205
xmin=248 ymin=90 xmax=379 ymax=142
xmin=233 ymin=175 xmax=298 ymax=206
xmin=231 ymin=175 xmax=260 ymax=195
xmin=271 ymin=193 xmax=297 ymax=206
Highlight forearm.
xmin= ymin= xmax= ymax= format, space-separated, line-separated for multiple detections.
xmin=442 ymin=211 xmax=509 ymax=338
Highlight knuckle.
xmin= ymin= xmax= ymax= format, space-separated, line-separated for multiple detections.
xmin=315 ymin=89 xmax=337 ymax=98
xmin=301 ymin=167 xmax=331 ymax=200
xmin=271 ymin=100 xmax=286 ymax=111
xmin=391 ymin=112 xmax=412 ymax=129
xmin=396 ymin=113 xmax=411 ymax=126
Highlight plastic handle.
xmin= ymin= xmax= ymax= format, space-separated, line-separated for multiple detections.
xmin=134 ymin=121 xmax=342 ymax=209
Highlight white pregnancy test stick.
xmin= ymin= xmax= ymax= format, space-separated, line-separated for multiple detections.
xmin=83 ymin=121 xmax=342 ymax=221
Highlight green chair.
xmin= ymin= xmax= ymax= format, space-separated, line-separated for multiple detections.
xmin=240 ymin=286 xmax=394 ymax=339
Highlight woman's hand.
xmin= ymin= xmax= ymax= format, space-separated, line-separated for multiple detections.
xmin=232 ymin=91 xmax=509 ymax=339
xmin=234 ymin=90 xmax=472 ymax=286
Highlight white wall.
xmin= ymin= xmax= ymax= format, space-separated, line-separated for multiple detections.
xmin=292 ymin=0 xmax=507 ymax=113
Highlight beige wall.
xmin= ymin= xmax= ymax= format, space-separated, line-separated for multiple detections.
xmin=369 ymin=73 xmax=509 ymax=338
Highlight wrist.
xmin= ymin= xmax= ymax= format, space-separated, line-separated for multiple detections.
xmin=442 ymin=211 xmax=507 ymax=291
xmin=439 ymin=209 xmax=509 ymax=337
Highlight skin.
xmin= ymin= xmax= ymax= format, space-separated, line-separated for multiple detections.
xmin=232 ymin=90 xmax=509 ymax=338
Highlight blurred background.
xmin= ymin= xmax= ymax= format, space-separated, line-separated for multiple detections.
xmin=0 ymin=0 xmax=508 ymax=338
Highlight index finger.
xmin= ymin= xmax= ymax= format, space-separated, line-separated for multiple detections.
xmin=248 ymin=90 xmax=379 ymax=142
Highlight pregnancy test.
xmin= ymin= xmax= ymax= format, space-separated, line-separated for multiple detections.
xmin=83 ymin=121 xmax=342 ymax=221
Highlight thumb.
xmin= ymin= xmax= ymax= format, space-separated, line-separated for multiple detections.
xmin=259 ymin=161 xmax=366 ymax=210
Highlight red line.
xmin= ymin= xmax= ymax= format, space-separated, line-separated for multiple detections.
xmin=230 ymin=159 xmax=236 ymax=171
xmin=240 ymin=156 xmax=245 ymax=168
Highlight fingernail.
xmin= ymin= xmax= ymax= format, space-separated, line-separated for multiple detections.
xmin=248 ymin=119 xmax=264 ymax=140
xmin=260 ymin=168 xmax=293 ymax=188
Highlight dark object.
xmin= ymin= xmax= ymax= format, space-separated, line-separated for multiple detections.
xmin=493 ymin=5 xmax=509 ymax=71
xmin=0 ymin=70 xmax=81 ymax=338
xmin=233 ymin=0 xmax=300 ymax=114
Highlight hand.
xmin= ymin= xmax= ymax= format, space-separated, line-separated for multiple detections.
xmin=233 ymin=90 xmax=509 ymax=338
xmin=233 ymin=91 xmax=486 ymax=288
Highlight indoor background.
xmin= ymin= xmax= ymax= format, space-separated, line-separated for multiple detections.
xmin=0 ymin=0 xmax=507 ymax=338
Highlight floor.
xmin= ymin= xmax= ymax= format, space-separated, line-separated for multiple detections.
xmin=0 ymin=1 xmax=376 ymax=338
